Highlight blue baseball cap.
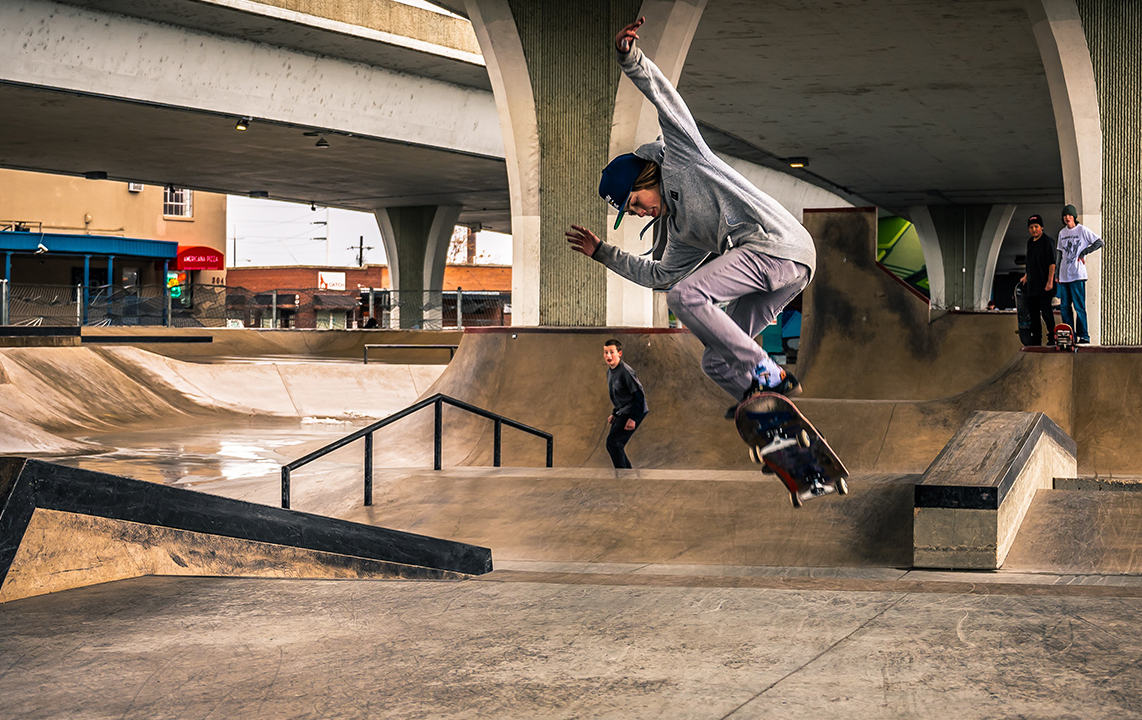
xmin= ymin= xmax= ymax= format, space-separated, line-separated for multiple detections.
xmin=599 ymin=153 xmax=643 ymax=230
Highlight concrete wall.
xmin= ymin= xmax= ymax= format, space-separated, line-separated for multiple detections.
xmin=1075 ymin=0 xmax=1142 ymax=345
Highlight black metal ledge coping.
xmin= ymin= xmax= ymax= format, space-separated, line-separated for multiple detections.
xmin=0 ymin=458 xmax=492 ymax=586
xmin=82 ymin=335 xmax=213 ymax=344
xmin=914 ymin=413 xmax=1075 ymax=510
xmin=0 ymin=326 xmax=81 ymax=337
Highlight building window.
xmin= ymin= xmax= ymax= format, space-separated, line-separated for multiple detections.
xmin=163 ymin=187 xmax=193 ymax=218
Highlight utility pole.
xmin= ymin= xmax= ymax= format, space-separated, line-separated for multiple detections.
xmin=350 ymin=235 xmax=374 ymax=267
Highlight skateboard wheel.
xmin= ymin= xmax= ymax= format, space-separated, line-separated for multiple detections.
xmin=749 ymin=445 xmax=762 ymax=464
xmin=790 ymin=493 xmax=803 ymax=509
xmin=797 ymin=429 xmax=811 ymax=448
xmin=836 ymin=477 xmax=849 ymax=496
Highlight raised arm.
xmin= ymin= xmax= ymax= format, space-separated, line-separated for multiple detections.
xmin=615 ymin=18 xmax=707 ymax=160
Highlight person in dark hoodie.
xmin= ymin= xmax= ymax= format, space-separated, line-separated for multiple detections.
xmin=602 ymin=338 xmax=648 ymax=469
xmin=1018 ymin=214 xmax=1057 ymax=346
xmin=566 ymin=17 xmax=816 ymax=420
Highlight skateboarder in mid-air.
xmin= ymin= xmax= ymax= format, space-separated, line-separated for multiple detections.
xmin=566 ymin=17 xmax=817 ymax=420
xmin=602 ymin=339 xmax=648 ymax=469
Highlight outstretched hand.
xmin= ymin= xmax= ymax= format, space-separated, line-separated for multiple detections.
xmin=616 ymin=17 xmax=644 ymax=53
xmin=566 ymin=224 xmax=601 ymax=257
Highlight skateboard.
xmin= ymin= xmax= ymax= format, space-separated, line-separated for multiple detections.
xmin=735 ymin=392 xmax=849 ymax=508
xmin=1054 ymin=322 xmax=1075 ymax=352
xmin=1014 ymin=284 xmax=1035 ymax=346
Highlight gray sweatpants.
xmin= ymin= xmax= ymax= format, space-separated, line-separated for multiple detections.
xmin=666 ymin=247 xmax=809 ymax=398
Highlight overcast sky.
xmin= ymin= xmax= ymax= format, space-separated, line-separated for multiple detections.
xmin=226 ymin=196 xmax=511 ymax=268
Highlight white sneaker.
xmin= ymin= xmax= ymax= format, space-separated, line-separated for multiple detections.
xmin=753 ymin=357 xmax=785 ymax=389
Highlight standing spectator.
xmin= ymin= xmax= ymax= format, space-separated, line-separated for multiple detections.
xmin=1056 ymin=204 xmax=1104 ymax=344
xmin=602 ymin=338 xmax=648 ymax=469
xmin=1018 ymin=214 xmax=1057 ymax=346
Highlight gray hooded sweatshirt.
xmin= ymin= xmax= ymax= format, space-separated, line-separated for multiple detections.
xmin=592 ymin=46 xmax=816 ymax=289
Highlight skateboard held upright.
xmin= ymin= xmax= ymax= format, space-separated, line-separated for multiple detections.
xmin=1014 ymin=284 xmax=1035 ymax=346
xmin=735 ymin=392 xmax=849 ymax=507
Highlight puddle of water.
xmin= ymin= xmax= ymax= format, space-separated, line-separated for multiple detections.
xmin=55 ymin=418 xmax=373 ymax=490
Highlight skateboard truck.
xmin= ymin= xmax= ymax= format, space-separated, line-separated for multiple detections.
xmin=748 ymin=427 xmax=810 ymax=464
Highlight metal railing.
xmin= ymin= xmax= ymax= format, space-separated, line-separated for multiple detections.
xmin=280 ymin=393 xmax=553 ymax=509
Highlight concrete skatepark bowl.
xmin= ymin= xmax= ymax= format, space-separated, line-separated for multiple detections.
xmin=2 ymin=323 xmax=1142 ymax=718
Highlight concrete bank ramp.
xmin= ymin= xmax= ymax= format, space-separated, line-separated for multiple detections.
xmin=0 ymin=346 xmax=442 ymax=455
xmin=360 ymin=328 xmax=758 ymax=471
xmin=357 ymin=329 xmax=1085 ymax=476
xmin=798 ymin=208 xmax=1021 ymax=400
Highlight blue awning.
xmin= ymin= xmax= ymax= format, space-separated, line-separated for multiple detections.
xmin=0 ymin=231 xmax=178 ymax=260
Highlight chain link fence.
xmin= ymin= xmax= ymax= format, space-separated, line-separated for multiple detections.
xmin=0 ymin=280 xmax=510 ymax=329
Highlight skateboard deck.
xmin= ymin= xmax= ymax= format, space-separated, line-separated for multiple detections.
xmin=1014 ymin=284 xmax=1035 ymax=346
xmin=735 ymin=392 xmax=849 ymax=507
xmin=1054 ymin=322 xmax=1075 ymax=352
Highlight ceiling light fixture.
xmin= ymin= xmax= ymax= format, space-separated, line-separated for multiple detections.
xmin=315 ymin=136 xmax=330 ymax=149
xmin=236 ymin=117 xmax=250 ymax=131
xmin=787 ymin=157 xmax=809 ymax=169
xmin=83 ymin=171 xmax=107 ymax=180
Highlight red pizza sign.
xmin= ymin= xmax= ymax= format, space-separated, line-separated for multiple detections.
xmin=175 ymin=245 xmax=225 ymax=270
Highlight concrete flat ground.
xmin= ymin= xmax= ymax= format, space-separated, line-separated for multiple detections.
xmin=2 ymin=570 xmax=1142 ymax=719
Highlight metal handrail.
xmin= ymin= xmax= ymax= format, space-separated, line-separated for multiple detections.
xmin=280 ymin=393 xmax=553 ymax=509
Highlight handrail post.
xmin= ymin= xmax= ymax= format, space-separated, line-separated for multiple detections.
xmin=456 ymin=286 xmax=463 ymax=329
xmin=547 ymin=438 xmax=553 ymax=468
xmin=0 ymin=278 xmax=8 ymax=326
xmin=363 ymin=345 xmax=369 ymax=364
xmin=364 ymin=432 xmax=373 ymax=506
xmin=281 ymin=466 xmax=291 ymax=509
xmin=494 ymin=419 xmax=502 ymax=467
xmin=434 ymin=397 xmax=443 ymax=470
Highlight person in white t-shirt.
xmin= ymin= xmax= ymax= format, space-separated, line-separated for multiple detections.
xmin=1055 ymin=203 xmax=1104 ymax=344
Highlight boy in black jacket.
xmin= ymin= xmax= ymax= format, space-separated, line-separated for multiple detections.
xmin=603 ymin=339 xmax=648 ymax=469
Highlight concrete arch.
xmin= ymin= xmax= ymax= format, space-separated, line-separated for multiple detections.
xmin=974 ymin=204 xmax=1018 ymax=310
xmin=906 ymin=206 xmax=946 ymax=310
xmin=1025 ymin=0 xmax=1103 ymax=341
xmin=374 ymin=205 xmax=461 ymax=329
xmin=465 ymin=0 xmax=541 ymax=326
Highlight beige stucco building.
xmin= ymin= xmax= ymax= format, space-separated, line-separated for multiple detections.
xmin=0 ymin=168 xmax=226 ymax=287
xmin=0 ymin=169 xmax=226 ymax=325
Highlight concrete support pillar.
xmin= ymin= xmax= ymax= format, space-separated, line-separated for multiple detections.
xmin=1026 ymin=0 xmax=1105 ymax=342
xmin=909 ymin=204 xmax=1014 ymax=311
xmin=470 ymin=0 xmax=666 ymax=327
xmin=374 ymin=205 xmax=461 ymax=329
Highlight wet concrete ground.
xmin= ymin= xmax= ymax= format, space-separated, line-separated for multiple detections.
xmin=59 ymin=418 xmax=369 ymax=492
